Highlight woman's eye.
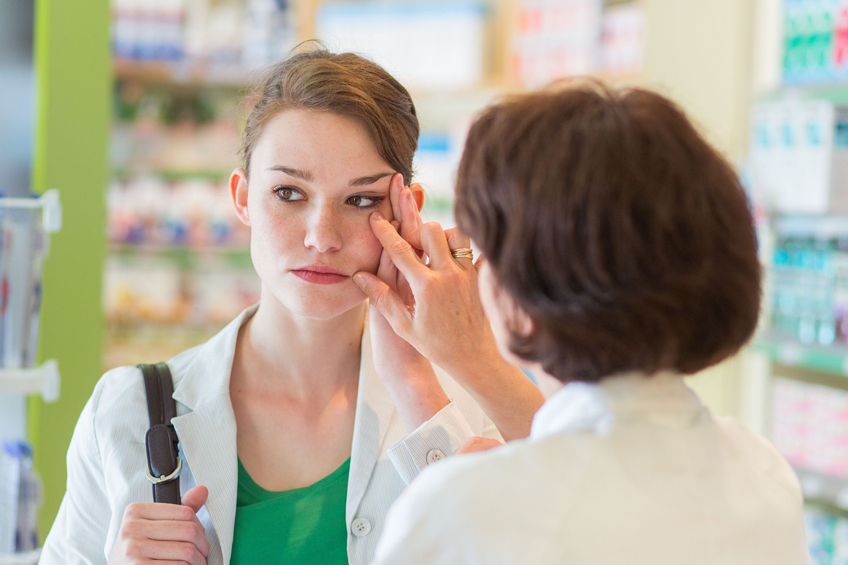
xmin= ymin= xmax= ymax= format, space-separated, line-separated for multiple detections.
xmin=273 ymin=186 xmax=305 ymax=202
xmin=347 ymin=195 xmax=383 ymax=208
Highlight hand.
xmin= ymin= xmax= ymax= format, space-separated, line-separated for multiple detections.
xmin=107 ymin=485 xmax=210 ymax=565
xmin=457 ymin=437 xmax=503 ymax=455
xmin=354 ymin=187 xmax=545 ymax=441
xmin=367 ymin=174 xmax=450 ymax=432
xmin=354 ymin=196 xmax=493 ymax=378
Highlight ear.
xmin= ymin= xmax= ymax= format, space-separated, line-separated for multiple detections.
xmin=480 ymin=259 xmax=534 ymax=338
xmin=230 ymin=168 xmax=250 ymax=226
xmin=409 ymin=183 xmax=425 ymax=212
xmin=512 ymin=305 xmax=535 ymax=337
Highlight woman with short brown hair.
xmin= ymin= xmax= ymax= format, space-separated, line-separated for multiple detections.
xmin=361 ymin=83 xmax=809 ymax=565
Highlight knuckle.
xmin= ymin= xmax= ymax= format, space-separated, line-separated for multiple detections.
xmin=124 ymin=539 xmax=143 ymax=557
xmin=178 ymin=543 xmax=197 ymax=561
xmin=182 ymin=521 xmax=199 ymax=538
xmin=390 ymin=238 xmax=412 ymax=255
xmin=121 ymin=519 xmax=140 ymax=538
xmin=371 ymin=285 xmax=391 ymax=307
xmin=178 ymin=506 xmax=194 ymax=521
xmin=124 ymin=503 xmax=140 ymax=520
xmin=423 ymin=222 xmax=442 ymax=237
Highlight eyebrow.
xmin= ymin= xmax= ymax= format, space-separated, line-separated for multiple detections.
xmin=267 ymin=165 xmax=313 ymax=182
xmin=349 ymin=172 xmax=394 ymax=187
xmin=267 ymin=165 xmax=394 ymax=188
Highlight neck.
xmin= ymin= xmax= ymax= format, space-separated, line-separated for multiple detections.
xmin=235 ymin=287 xmax=367 ymax=401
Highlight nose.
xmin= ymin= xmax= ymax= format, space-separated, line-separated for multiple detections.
xmin=303 ymin=203 xmax=342 ymax=253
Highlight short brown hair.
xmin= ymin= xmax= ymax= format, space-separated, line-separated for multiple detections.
xmin=241 ymin=43 xmax=419 ymax=183
xmin=455 ymin=83 xmax=761 ymax=382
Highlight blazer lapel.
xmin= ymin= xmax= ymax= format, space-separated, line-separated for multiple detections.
xmin=346 ymin=320 xmax=397 ymax=525
xmin=171 ymin=305 xmax=257 ymax=565
xmin=345 ymin=319 xmax=395 ymax=525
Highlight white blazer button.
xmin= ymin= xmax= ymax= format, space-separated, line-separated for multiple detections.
xmin=426 ymin=449 xmax=445 ymax=465
xmin=351 ymin=517 xmax=372 ymax=537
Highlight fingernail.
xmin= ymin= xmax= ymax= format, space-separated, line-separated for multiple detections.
xmin=353 ymin=274 xmax=366 ymax=289
xmin=371 ymin=211 xmax=384 ymax=222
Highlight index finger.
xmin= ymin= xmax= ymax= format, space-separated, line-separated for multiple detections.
xmin=369 ymin=212 xmax=430 ymax=281
xmin=388 ymin=173 xmax=404 ymax=224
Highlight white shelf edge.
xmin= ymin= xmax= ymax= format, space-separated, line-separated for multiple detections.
xmin=0 ymin=548 xmax=41 ymax=565
xmin=0 ymin=361 xmax=60 ymax=402
xmin=0 ymin=189 xmax=62 ymax=233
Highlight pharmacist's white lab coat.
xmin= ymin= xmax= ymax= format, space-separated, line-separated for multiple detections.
xmin=373 ymin=372 xmax=811 ymax=565
xmin=40 ymin=304 xmax=501 ymax=565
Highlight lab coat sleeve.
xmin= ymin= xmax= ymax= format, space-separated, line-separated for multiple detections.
xmin=370 ymin=462 xmax=464 ymax=565
xmin=40 ymin=380 xmax=112 ymax=565
xmin=386 ymin=399 xmax=503 ymax=485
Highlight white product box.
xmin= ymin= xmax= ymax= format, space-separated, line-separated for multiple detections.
xmin=316 ymin=2 xmax=487 ymax=92
xmin=750 ymin=99 xmax=848 ymax=214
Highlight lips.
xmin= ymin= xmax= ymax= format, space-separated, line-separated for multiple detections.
xmin=291 ymin=265 xmax=350 ymax=285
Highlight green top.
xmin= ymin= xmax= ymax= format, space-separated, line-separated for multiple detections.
xmin=230 ymin=457 xmax=351 ymax=565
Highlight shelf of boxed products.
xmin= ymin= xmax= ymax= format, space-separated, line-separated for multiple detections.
xmin=113 ymin=59 xmax=253 ymax=89
xmin=753 ymin=332 xmax=848 ymax=377
xmin=0 ymin=549 xmax=41 ymax=565
xmin=781 ymin=0 xmax=848 ymax=88
xmin=794 ymin=465 xmax=848 ymax=512
xmin=109 ymin=242 xmax=252 ymax=269
xmin=0 ymin=191 xmax=63 ymax=403
xmin=114 ymin=57 xmax=518 ymax=98
xmin=111 ymin=167 xmax=234 ymax=183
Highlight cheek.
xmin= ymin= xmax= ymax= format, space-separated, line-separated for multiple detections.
xmin=250 ymin=201 xmax=301 ymax=248
xmin=342 ymin=214 xmax=384 ymax=272
xmin=346 ymin=218 xmax=383 ymax=273
xmin=342 ymin=200 xmax=393 ymax=271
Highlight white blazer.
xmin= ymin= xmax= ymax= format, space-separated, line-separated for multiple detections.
xmin=373 ymin=372 xmax=811 ymax=565
xmin=41 ymin=304 xmax=501 ymax=565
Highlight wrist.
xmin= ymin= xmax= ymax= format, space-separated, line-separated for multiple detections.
xmin=441 ymin=344 xmax=512 ymax=386
xmin=381 ymin=365 xmax=451 ymax=432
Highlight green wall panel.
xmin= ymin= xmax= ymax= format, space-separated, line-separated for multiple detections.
xmin=29 ymin=0 xmax=110 ymax=538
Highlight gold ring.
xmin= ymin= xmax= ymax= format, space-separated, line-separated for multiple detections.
xmin=451 ymin=247 xmax=474 ymax=260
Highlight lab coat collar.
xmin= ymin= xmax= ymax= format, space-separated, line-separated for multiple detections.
xmin=530 ymin=371 xmax=706 ymax=439
xmin=168 ymin=303 xmax=395 ymax=564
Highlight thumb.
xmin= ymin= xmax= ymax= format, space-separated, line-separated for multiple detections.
xmin=353 ymin=272 xmax=412 ymax=336
xmin=182 ymin=485 xmax=208 ymax=514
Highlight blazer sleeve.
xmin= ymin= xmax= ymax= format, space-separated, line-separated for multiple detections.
xmin=386 ymin=399 xmax=504 ymax=485
xmin=40 ymin=379 xmax=112 ymax=565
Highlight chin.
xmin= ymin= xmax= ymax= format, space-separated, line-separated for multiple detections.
xmin=275 ymin=285 xmax=367 ymax=320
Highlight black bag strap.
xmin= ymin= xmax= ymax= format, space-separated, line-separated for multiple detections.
xmin=138 ymin=362 xmax=182 ymax=505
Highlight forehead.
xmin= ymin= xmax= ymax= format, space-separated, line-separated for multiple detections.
xmin=251 ymin=109 xmax=392 ymax=180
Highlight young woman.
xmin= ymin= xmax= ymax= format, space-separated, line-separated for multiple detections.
xmin=40 ymin=48 xmax=543 ymax=565
xmin=362 ymin=84 xmax=810 ymax=564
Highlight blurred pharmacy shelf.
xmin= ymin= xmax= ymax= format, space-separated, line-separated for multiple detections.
xmin=753 ymin=333 xmax=848 ymax=377
xmin=103 ymin=0 xmax=648 ymax=381
xmin=113 ymin=59 xmax=252 ymax=89
xmin=795 ymin=466 xmax=848 ymax=513
xmin=109 ymin=243 xmax=252 ymax=263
